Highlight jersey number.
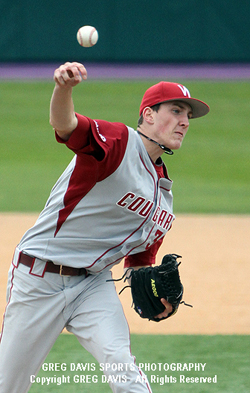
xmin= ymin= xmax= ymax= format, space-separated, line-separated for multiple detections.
xmin=146 ymin=229 xmax=164 ymax=249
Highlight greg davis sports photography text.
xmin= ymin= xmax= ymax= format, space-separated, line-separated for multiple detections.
xmin=30 ymin=361 xmax=218 ymax=387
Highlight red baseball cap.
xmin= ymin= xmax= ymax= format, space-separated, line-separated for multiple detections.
xmin=139 ymin=81 xmax=210 ymax=118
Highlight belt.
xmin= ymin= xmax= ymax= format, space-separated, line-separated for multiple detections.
xmin=18 ymin=252 xmax=87 ymax=277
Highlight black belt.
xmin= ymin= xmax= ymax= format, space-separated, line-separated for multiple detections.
xmin=18 ymin=252 xmax=87 ymax=277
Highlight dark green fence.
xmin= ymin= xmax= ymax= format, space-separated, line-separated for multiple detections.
xmin=1 ymin=0 xmax=250 ymax=62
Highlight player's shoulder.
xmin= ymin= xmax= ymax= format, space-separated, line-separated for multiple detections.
xmin=80 ymin=115 xmax=142 ymax=156
xmin=92 ymin=119 xmax=128 ymax=137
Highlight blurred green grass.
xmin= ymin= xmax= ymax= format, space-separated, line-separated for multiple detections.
xmin=0 ymin=80 xmax=249 ymax=213
xmin=28 ymin=333 xmax=250 ymax=393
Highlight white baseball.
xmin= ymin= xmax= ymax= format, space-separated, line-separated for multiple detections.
xmin=77 ymin=25 xmax=99 ymax=47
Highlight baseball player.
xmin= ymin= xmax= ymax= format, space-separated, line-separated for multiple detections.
xmin=0 ymin=61 xmax=209 ymax=393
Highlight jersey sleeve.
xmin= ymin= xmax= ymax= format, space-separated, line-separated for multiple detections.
xmin=55 ymin=114 xmax=102 ymax=158
xmin=55 ymin=114 xmax=92 ymax=152
xmin=124 ymin=237 xmax=164 ymax=268
xmin=56 ymin=113 xmax=129 ymax=181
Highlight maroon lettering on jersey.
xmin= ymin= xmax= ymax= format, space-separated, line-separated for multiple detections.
xmin=116 ymin=192 xmax=174 ymax=231
xmin=138 ymin=201 xmax=154 ymax=217
xmin=152 ymin=206 xmax=161 ymax=222
xmin=163 ymin=213 xmax=174 ymax=230
xmin=116 ymin=193 xmax=136 ymax=208
xmin=127 ymin=197 xmax=146 ymax=212
xmin=157 ymin=210 xmax=168 ymax=226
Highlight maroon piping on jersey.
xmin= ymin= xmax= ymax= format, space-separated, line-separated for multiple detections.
xmin=54 ymin=116 xmax=128 ymax=236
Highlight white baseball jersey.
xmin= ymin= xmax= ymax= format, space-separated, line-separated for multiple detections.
xmin=18 ymin=114 xmax=175 ymax=273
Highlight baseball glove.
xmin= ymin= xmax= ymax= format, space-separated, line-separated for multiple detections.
xmin=118 ymin=254 xmax=192 ymax=322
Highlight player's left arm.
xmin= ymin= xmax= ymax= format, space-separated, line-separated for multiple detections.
xmin=124 ymin=236 xmax=164 ymax=268
xmin=123 ymin=239 xmax=173 ymax=319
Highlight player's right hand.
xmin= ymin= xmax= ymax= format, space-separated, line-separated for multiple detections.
xmin=154 ymin=298 xmax=173 ymax=320
xmin=54 ymin=62 xmax=87 ymax=87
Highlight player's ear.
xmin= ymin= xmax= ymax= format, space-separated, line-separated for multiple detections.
xmin=142 ymin=107 xmax=155 ymax=125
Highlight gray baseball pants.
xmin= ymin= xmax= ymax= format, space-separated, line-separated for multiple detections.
xmin=0 ymin=248 xmax=152 ymax=393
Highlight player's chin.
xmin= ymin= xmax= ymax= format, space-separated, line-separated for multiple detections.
xmin=169 ymin=140 xmax=183 ymax=151
xmin=166 ymin=135 xmax=184 ymax=151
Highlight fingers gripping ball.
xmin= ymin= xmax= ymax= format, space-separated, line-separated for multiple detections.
xmin=130 ymin=254 xmax=192 ymax=322
xmin=77 ymin=25 xmax=99 ymax=47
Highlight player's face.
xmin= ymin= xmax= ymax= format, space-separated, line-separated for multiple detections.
xmin=152 ymin=101 xmax=192 ymax=150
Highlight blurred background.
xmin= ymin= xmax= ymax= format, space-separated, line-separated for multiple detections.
xmin=1 ymin=0 xmax=250 ymax=64
xmin=1 ymin=3 xmax=250 ymax=392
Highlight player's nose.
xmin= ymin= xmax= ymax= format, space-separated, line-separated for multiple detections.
xmin=179 ymin=114 xmax=189 ymax=128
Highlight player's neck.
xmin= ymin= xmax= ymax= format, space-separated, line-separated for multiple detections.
xmin=137 ymin=128 xmax=166 ymax=163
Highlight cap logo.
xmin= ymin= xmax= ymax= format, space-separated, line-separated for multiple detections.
xmin=177 ymin=85 xmax=191 ymax=98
